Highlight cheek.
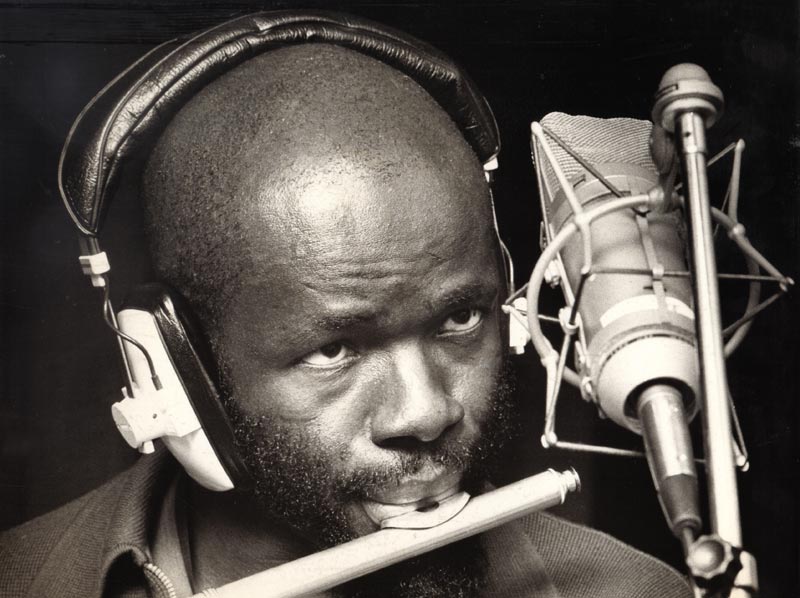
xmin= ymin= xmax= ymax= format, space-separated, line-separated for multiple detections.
xmin=224 ymin=349 xmax=375 ymax=457
xmin=441 ymin=317 xmax=504 ymax=423
xmin=230 ymin=364 xmax=370 ymax=427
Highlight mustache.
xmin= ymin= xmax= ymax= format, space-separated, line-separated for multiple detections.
xmin=338 ymin=435 xmax=476 ymax=500
xmin=339 ymin=359 xmax=520 ymax=501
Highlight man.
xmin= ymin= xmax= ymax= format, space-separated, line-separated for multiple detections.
xmin=0 ymin=17 xmax=692 ymax=598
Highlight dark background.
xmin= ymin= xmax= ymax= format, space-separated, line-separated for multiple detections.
xmin=1 ymin=1 xmax=797 ymax=596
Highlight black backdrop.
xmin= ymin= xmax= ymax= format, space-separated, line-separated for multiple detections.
xmin=1 ymin=1 xmax=797 ymax=596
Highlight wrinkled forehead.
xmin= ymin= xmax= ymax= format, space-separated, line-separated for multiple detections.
xmin=142 ymin=43 xmax=498 ymax=336
xmin=218 ymin=161 xmax=501 ymax=356
xmin=233 ymin=152 xmax=496 ymax=282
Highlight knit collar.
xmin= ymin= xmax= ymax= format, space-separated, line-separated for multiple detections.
xmin=482 ymin=515 xmax=561 ymax=598
xmin=24 ymin=447 xmax=177 ymax=598
xmin=28 ymin=447 xmax=558 ymax=598
xmin=102 ymin=448 xmax=179 ymax=564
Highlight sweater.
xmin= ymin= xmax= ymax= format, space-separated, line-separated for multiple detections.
xmin=0 ymin=450 xmax=691 ymax=598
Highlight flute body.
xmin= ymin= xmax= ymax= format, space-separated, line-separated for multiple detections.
xmin=195 ymin=468 xmax=580 ymax=598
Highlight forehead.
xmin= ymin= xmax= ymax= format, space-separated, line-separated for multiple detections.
xmin=287 ymin=161 xmax=482 ymax=261
xmin=220 ymin=163 xmax=500 ymax=355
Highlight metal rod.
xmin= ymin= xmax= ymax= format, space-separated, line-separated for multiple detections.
xmin=722 ymin=292 xmax=783 ymax=338
xmin=504 ymin=282 xmax=529 ymax=303
xmin=193 ymin=469 xmax=580 ymax=598
xmin=537 ymin=313 xmax=561 ymax=323
xmin=589 ymin=267 xmax=780 ymax=283
xmin=553 ymin=440 xmax=709 ymax=465
xmin=546 ymin=334 xmax=575 ymax=440
xmin=678 ymin=111 xmax=742 ymax=546
xmin=554 ymin=441 xmax=646 ymax=459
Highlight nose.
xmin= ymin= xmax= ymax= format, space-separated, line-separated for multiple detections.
xmin=370 ymin=342 xmax=465 ymax=446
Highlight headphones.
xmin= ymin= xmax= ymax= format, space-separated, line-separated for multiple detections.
xmin=59 ymin=10 xmax=504 ymax=492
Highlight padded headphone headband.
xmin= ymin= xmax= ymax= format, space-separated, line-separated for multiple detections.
xmin=58 ymin=9 xmax=501 ymax=236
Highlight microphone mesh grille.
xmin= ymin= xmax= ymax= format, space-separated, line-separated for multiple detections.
xmin=537 ymin=112 xmax=656 ymax=199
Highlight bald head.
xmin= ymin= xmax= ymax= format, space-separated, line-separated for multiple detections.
xmin=142 ymin=43 xmax=494 ymax=335
xmin=140 ymin=42 xmax=511 ymax=570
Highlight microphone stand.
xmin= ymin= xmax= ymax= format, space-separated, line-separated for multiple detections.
xmin=652 ymin=64 xmax=758 ymax=597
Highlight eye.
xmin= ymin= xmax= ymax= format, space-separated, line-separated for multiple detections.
xmin=438 ymin=308 xmax=484 ymax=335
xmin=300 ymin=342 xmax=353 ymax=367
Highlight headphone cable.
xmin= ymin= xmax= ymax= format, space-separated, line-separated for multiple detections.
xmin=100 ymin=275 xmax=163 ymax=391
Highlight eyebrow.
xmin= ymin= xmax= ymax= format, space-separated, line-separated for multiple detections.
xmin=310 ymin=311 xmax=378 ymax=332
xmin=303 ymin=281 xmax=498 ymax=336
xmin=426 ymin=282 xmax=499 ymax=313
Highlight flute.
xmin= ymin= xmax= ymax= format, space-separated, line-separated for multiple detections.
xmin=195 ymin=468 xmax=580 ymax=598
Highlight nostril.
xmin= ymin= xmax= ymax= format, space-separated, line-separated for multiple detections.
xmin=376 ymin=435 xmax=423 ymax=452
xmin=375 ymin=422 xmax=458 ymax=451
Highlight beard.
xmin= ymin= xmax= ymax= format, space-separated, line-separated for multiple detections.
xmin=223 ymin=360 xmax=518 ymax=598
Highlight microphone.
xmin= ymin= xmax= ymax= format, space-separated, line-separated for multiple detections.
xmin=530 ymin=111 xmax=702 ymax=541
xmin=521 ymin=65 xmax=792 ymax=594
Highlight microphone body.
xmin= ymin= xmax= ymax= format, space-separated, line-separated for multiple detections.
xmin=531 ymin=65 xmax=762 ymax=595
xmin=537 ymin=113 xmax=702 ymax=537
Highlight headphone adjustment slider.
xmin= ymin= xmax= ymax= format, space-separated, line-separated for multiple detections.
xmin=483 ymin=157 xmax=499 ymax=183
xmin=79 ymin=251 xmax=111 ymax=287
xmin=111 ymin=387 xmax=171 ymax=451
xmin=506 ymin=297 xmax=530 ymax=355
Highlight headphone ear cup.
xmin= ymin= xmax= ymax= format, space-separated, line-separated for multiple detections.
xmin=115 ymin=283 xmax=250 ymax=491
